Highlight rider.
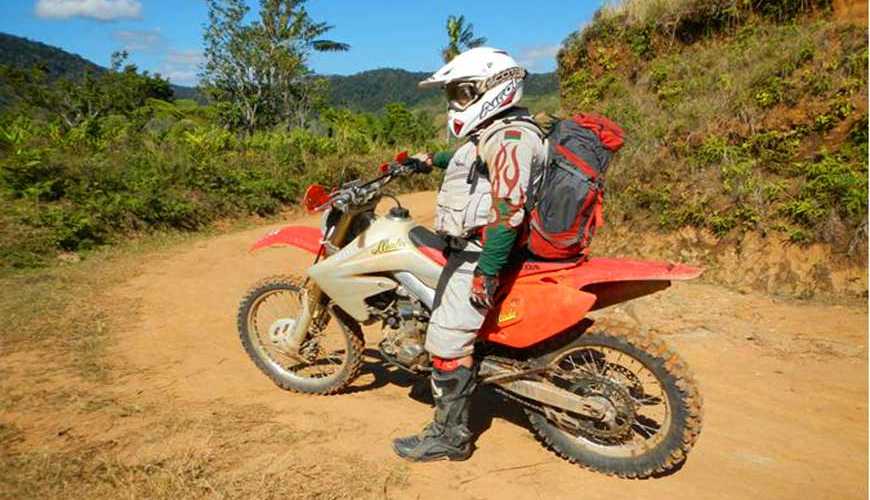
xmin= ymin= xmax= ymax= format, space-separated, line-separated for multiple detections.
xmin=393 ymin=47 xmax=545 ymax=461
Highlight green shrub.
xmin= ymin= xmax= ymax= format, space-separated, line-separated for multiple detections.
xmin=627 ymin=24 xmax=655 ymax=58
xmin=754 ymin=76 xmax=785 ymax=108
xmin=0 ymin=99 xmax=445 ymax=269
xmin=742 ymin=129 xmax=802 ymax=167
xmin=784 ymin=152 xmax=867 ymax=228
xmin=694 ymin=135 xmax=735 ymax=166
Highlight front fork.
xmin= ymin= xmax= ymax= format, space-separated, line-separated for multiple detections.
xmin=286 ymin=209 xmax=357 ymax=352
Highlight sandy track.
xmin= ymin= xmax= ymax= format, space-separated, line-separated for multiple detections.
xmin=112 ymin=192 xmax=868 ymax=499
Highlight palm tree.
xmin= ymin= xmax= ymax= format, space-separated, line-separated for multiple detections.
xmin=441 ymin=15 xmax=487 ymax=63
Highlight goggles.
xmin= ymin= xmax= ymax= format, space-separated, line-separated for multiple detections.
xmin=446 ymin=81 xmax=481 ymax=110
xmin=443 ymin=67 xmax=528 ymax=111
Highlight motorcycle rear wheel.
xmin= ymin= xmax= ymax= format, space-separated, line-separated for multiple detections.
xmin=237 ymin=275 xmax=364 ymax=395
xmin=525 ymin=323 xmax=703 ymax=478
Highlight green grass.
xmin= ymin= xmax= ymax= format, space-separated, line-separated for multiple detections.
xmin=558 ymin=6 xmax=867 ymax=254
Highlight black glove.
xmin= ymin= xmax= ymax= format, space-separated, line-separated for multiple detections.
xmin=470 ymin=267 xmax=499 ymax=310
xmin=407 ymin=153 xmax=433 ymax=174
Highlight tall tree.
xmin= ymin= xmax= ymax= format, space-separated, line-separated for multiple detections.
xmin=201 ymin=0 xmax=262 ymax=130
xmin=201 ymin=0 xmax=348 ymax=132
xmin=441 ymin=15 xmax=487 ymax=63
xmin=258 ymin=0 xmax=346 ymax=130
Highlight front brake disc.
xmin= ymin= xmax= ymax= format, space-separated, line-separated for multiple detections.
xmin=268 ymin=318 xmax=299 ymax=350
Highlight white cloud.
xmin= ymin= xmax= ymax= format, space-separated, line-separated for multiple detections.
xmin=160 ymin=50 xmax=204 ymax=86
xmin=35 ymin=0 xmax=142 ymax=21
xmin=113 ymin=29 xmax=164 ymax=52
xmin=516 ymin=44 xmax=560 ymax=72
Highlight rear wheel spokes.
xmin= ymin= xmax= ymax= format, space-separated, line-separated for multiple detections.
xmin=632 ymin=415 xmax=663 ymax=439
xmin=551 ymin=346 xmax=671 ymax=455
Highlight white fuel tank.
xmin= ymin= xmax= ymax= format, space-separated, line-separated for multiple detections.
xmin=307 ymin=210 xmax=443 ymax=321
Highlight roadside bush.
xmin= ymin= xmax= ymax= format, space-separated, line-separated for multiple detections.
xmin=0 ymin=99 xmax=444 ymax=269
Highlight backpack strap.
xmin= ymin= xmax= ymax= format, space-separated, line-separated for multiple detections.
xmin=466 ymin=134 xmax=488 ymax=193
xmin=477 ymin=115 xmax=544 ymax=146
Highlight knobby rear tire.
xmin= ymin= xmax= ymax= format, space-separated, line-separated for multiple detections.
xmin=237 ymin=275 xmax=364 ymax=395
xmin=525 ymin=322 xmax=703 ymax=478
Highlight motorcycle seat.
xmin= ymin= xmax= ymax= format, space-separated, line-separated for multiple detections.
xmin=410 ymin=226 xmax=582 ymax=278
xmin=409 ymin=226 xmax=448 ymax=265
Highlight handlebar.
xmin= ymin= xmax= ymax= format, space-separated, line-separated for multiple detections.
xmin=321 ymin=160 xmax=419 ymax=211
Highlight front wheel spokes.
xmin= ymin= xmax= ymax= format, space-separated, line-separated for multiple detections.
xmin=250 ymin=289 xmax=346 ymax=379
xmin=239 ymin=275 xmax=366 ymax=395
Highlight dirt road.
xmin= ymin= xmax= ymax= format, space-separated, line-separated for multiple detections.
xmin=109 ymin=192 xmax=867 ymax=499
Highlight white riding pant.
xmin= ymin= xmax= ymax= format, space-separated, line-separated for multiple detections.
xmin=424 ymin=240 xmax=486 ymax=359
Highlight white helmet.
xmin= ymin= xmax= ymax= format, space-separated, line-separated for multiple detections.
xmin=419 ymin=47 xmax=527 ymax=138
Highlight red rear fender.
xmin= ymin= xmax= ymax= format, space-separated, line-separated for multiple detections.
xmin=561 ymin=257 xmax=702 ymax=289
xmin=482 ymin=257 xmax=702 ymax=348
xmin=561 ymin=257 xmax=703 ymax=311
xmin=250 ymin=225 xmax=322 ymax=254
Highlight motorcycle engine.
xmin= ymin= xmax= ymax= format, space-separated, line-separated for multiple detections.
xmin=378 ymin=291 xmax=430 ymax=372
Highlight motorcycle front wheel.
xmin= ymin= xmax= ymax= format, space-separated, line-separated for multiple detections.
xmin=237 ymin=275 xmax=364 ymax=395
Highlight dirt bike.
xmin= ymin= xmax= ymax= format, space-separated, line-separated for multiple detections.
xmin=238 ymin=154 xmax=703 ymax=478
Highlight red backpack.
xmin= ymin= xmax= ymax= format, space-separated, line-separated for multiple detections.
xmin=526 ymin=114 xmax=624 ymax=260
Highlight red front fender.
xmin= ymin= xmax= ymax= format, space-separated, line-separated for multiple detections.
xmin=250 ymin=225 xmax=322 ymax=254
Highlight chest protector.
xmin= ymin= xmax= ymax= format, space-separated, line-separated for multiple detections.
xmin=434 ymin=116 xmax=543 ymax=238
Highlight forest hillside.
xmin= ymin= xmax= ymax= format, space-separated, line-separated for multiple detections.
xmin=0 ymin=33 xmax=558 ymax=112
xmin=558 ymin=0 xmax=868 ymax=296
xmin=326 ymin=68 xmax=558 ymax=112
xmin=0 ymin=32 xmax=199 ymax=102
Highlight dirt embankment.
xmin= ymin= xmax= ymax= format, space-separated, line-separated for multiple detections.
xmin=594 ymin=225 xmax=868 ymax=299
xmin=833 ymin=0 xmax=868 ymax=23
xmin=1 ymin=192 xmax=867 ymax=499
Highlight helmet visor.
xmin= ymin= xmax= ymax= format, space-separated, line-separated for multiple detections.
xmin=445 ymin=81 xmax=480 ymax=111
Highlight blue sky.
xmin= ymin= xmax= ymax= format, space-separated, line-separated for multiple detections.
xmin=1 ymin=0 xmax=603 ymax=86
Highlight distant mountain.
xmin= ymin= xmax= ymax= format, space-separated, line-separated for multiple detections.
xmin=0 ymin=32 xmax=197 ymax=101
xmin=0 ymin=32 xmax=101 ymax=78
xmin=327 ymin=69 xmax=439 ymax=111
xmin=327 ymin=68 xmax=558 ymax=113
xmin=0 ymin=32 xmax=558 ymax=112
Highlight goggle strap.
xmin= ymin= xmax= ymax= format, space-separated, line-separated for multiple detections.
xmin=481 ymin=67 xmax=527 ymax=93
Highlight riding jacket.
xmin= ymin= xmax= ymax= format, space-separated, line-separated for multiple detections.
xmin=433 ymin=107 xmax=545 ymax=276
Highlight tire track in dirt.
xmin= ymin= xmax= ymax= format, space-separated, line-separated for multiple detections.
xmin=110 ymin=192 xmax=868 ymax=500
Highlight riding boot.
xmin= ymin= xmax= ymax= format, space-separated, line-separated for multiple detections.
xmin=392 ymin=363 xmax=477 ymax=462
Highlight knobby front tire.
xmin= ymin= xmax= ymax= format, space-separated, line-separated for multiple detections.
xmin=237 ymin=275 xmax=364 ymax=395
